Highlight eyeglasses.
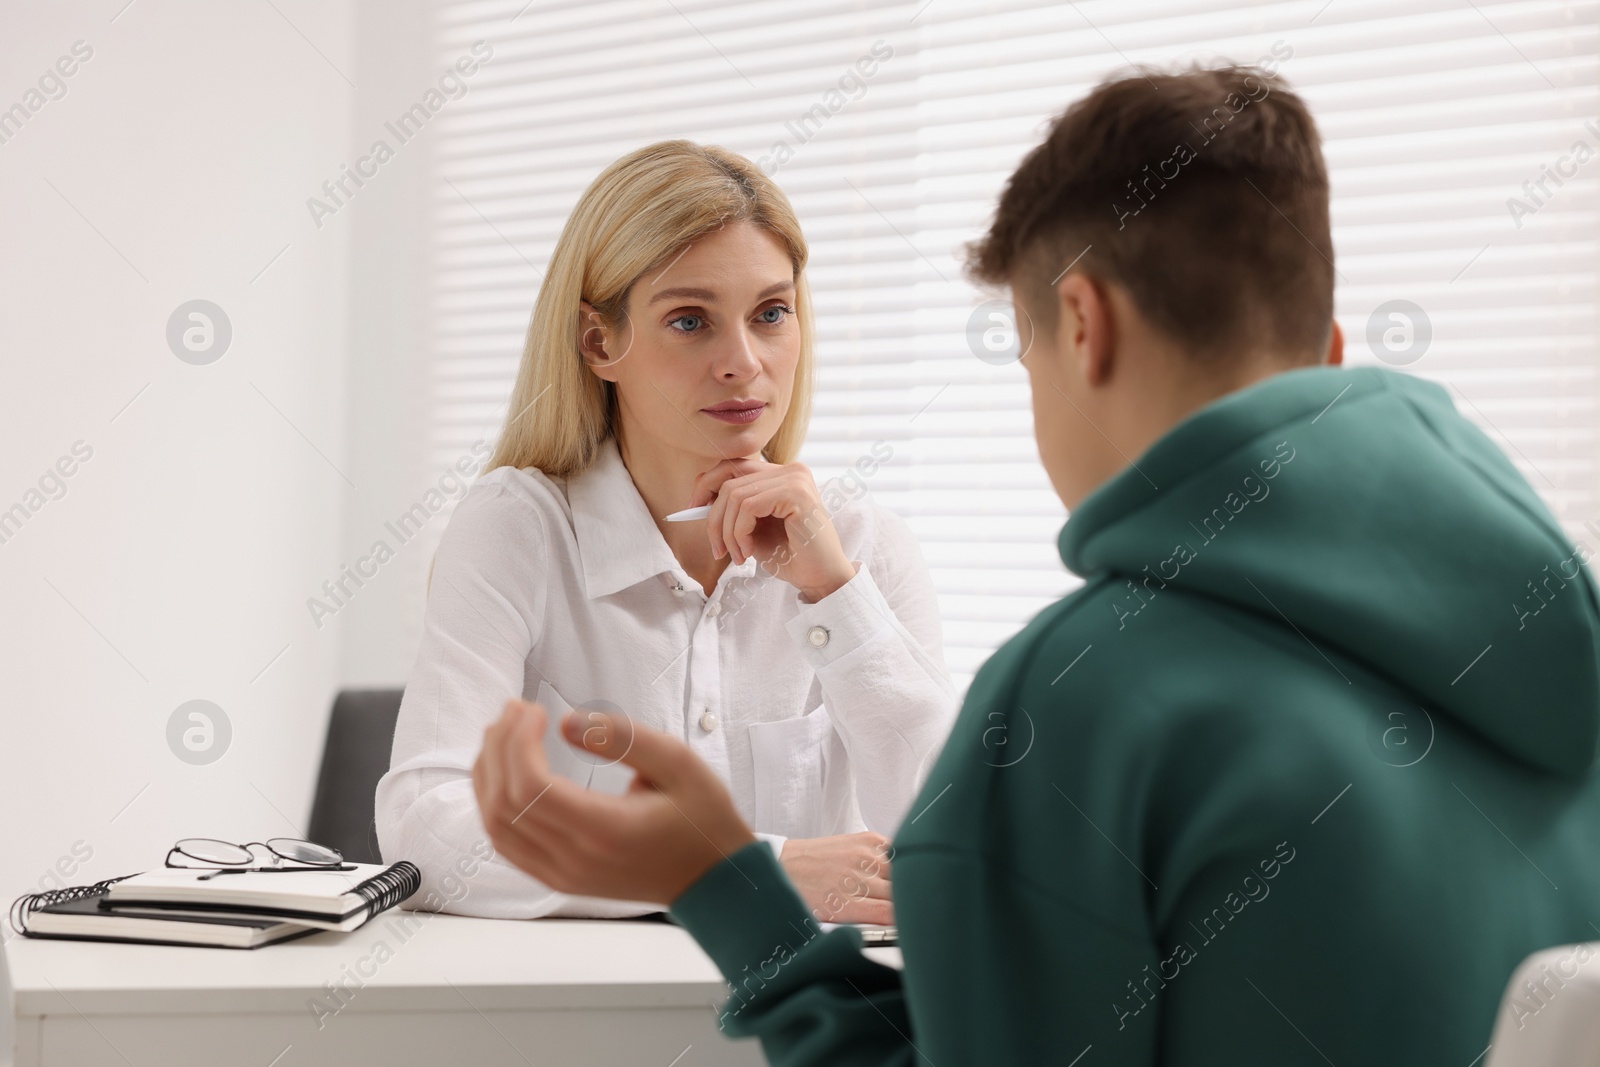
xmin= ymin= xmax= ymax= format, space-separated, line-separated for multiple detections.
xmin=165 ymin=837 xmax=351 ymax=879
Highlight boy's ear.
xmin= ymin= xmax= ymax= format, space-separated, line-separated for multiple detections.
xmin=1324 ymin=320 xmax=1345 ymax=366
xmin=1056 ymin=273 xmax=1116 ymax=387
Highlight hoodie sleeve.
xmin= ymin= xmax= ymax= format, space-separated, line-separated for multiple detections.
xmin=670 ymin=841 xmax=920 ymax=1066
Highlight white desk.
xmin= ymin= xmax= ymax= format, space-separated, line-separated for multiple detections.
xmin=3 ymin=910 xmax=902 ymax=1067
xmin=1485 ymin=942 xmax=1600 ymax=1067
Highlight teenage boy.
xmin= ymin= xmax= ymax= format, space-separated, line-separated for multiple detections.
xmin=471 ymin=65 xmax=1600 ymax=1064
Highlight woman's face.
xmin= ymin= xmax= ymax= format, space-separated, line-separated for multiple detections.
xmin=582 ymin=220 xmax=800 ymax=466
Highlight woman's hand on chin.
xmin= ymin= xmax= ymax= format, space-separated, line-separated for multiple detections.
xmin=473 ymin=699 xmax=756 ymax=905
xmin=690 ymin=458 xmax=858 ymax=602
xmin=779 ymin=830 xmax=895 ymax=925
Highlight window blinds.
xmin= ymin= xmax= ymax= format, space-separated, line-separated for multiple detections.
xmin=429 ymin=0 xmax=1599 ymax=697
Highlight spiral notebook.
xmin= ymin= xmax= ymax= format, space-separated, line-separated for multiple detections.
xmin=12 ymin=861 xmax=420 ymax=949
xmin=20 ymin=892 xmax=322 ymax=949
xmin=104 ymin=862 xmax=420 ymax=925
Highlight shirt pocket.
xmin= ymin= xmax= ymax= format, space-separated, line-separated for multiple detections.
xmin=535 ymin=680 xmax=635 ymax=796
xmin=747 ymin=704 xmax=836 ymax=838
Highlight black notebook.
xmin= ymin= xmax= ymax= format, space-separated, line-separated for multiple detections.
xmin=23 ymin=892 xmax=319 ymax=949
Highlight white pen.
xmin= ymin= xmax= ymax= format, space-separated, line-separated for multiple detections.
xmin=665 ymin=504 xmax=711 ymax=522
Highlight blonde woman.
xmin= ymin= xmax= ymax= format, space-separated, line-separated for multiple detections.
xmin=374 ymin=141 xmax=956 ymax=921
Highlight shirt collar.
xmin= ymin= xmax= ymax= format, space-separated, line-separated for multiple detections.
xmin=567 ymin=436 xmax=684 ymax=599
xmin=567 ymin=437 xmax=761 ymax=599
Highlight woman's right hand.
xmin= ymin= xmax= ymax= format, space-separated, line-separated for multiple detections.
xmin=778 ymin=831 xmax=894 ymax=925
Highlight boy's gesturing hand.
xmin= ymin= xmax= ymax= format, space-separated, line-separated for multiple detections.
xmin=472 ymin=699 xmax=757 ymax=905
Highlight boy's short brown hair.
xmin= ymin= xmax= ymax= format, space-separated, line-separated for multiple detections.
xmin=966 ymin=64 xmax=1333 ymax=363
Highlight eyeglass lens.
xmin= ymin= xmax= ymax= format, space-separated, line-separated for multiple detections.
xmin=174 ymin=838 xmax=255 ymax=865
xmin=174 ymin=837 xmax=341 ymax=866
xmin=267 ymin=838 xmax=340 ymax=864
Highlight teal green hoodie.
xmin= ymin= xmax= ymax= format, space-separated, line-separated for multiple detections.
xmin=671 ymin=365 xmax=1600 ymax=1065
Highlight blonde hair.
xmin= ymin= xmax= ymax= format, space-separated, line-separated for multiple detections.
xmin=487 ymin=140 xmax=815 ymax=478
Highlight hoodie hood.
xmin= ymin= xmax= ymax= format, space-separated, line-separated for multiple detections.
xmin=1059 ymin=365 xmax=1600 ymax=778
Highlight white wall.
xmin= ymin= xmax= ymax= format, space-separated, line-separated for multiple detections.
xmin=0 ymin=0 xmax=360 ymax=911
xmin=335 ymin=0 xmax=440 ymax=688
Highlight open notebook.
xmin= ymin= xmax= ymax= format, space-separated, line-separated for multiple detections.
xmin=820 ymin=922 xmax=897 ymax=946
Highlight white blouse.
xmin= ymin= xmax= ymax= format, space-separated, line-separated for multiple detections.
xmin=374 ymin=436 xmax=957 ymax=918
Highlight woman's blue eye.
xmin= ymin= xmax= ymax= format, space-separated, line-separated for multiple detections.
xmin=758 ymin=305 xmax=793 ymax=324
xmin=668 ymin=314 xmax=703 ymax=333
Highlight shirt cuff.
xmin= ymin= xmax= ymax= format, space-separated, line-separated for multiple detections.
xmin=785 ymin=560 xmax=896 ymax=668
xmin=754 ymin=831 xmax=787 ymax=860
xmin=669 ymin=841 xmax=821 ymax=986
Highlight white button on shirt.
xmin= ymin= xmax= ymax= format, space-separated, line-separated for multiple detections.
xmin=374 ymin=436 xmax=957 ymax=918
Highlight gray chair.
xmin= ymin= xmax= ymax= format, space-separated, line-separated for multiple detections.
xmin=307 ymin=689 xmax=404 ymax=865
